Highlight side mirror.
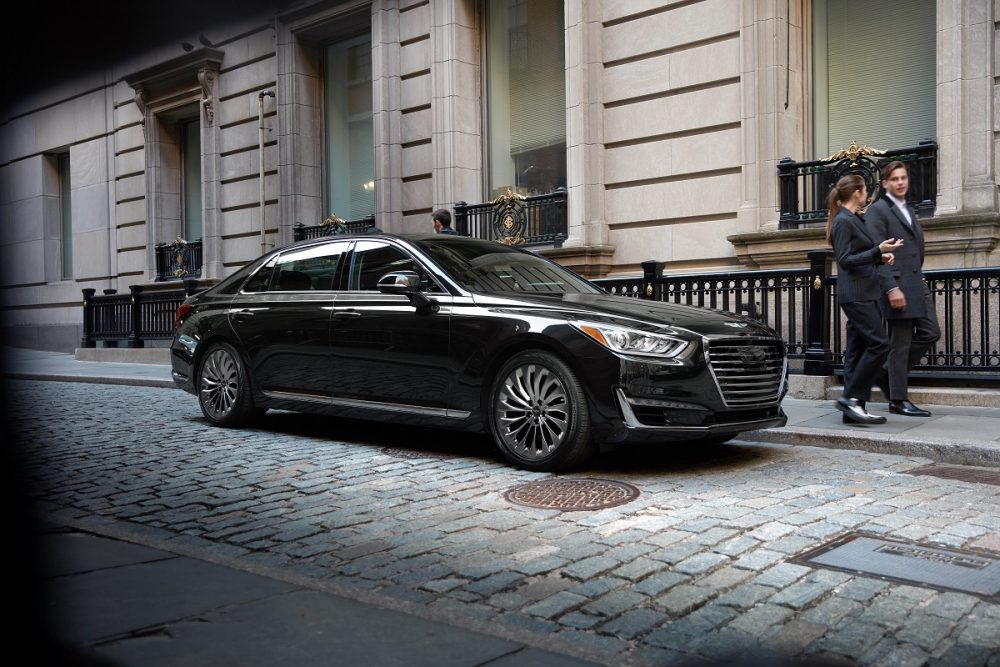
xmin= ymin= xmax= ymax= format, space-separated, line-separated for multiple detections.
xmin=377 ymin=270 xmax=420 ymax=295
xmin=376 ymin=270 xmax=439 ymax=313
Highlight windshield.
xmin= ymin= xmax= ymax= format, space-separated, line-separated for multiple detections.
xmin=415 ymin=237 xmax=602 ymax=295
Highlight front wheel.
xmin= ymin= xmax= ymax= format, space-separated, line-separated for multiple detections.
xmin=488 ymin=350 xmax=594 ymax=471
xmin=196 ymin=342 xmax=260 ymax=427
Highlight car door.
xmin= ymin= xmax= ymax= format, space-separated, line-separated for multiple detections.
xmin=229 ymin=241 xmax=348 ymax=398
xmin=330 ymin=239 xmax=456 ymax=413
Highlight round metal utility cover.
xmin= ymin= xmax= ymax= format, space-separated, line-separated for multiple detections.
xmin=504 ymin=478 xmax=640 ymax=511
xmin=379 ymin=447 xmax=432 ymax=459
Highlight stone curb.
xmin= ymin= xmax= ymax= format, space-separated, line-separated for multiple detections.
xmin=751 ymin=426 xmax=1000 ymax=467
xmin=4 ymin=372 xmax=177 ymax=389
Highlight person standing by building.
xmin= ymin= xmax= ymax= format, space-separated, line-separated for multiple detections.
xmin=827 ymin=174 xmax=903 ymax=425
xmin=865 ymin=161 xmax=940 ymax=417
xmin=432 ymin=209 xmax=458 ymax=234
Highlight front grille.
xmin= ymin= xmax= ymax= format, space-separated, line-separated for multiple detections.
xmin=706 ymin=338 xmax=785 ymax=407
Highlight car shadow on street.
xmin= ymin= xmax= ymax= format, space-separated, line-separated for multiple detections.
xmin=585 ymin=439 xmax=782 ymax=477
xmin=200 ymin=411 xmax=780 ymax=476
xmin=242 ymin=410 xmax=500 ymax=462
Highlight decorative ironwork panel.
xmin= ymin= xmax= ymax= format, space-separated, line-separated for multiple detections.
xmin=294 ymin=214 xmax=377 ymax=242
xmin=155 ymin=238 xmax=202 ymax=281
xmin=778 ymin=140 xmax=937 ymax=229
xmin=454 ymin=189 xmax=567 ymax=247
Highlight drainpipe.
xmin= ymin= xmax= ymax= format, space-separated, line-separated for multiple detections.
xmin=258 ymin=90 xmax=275 ymax=253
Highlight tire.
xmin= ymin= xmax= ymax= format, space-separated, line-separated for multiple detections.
xmin=488 ymin=350 xmax=594 ymax=471
xmin=196 ymin=342 xmax=259 ymax=427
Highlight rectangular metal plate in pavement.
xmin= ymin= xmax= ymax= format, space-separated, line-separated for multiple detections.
xmin=792 ymin=532 xmax=1000 ymax=601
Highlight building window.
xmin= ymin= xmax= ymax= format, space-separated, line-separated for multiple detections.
xmin=58 ymin=152 xmax=72 ymax=279
xmin=485 ymin=0 xmax=565 ymax=197
xmin=182 ymin=119 xmax=203 ymax=241
xmin=325 ymin=34 xmax=375 ymax=220
xmin=813 ymin=0 xmax=935 ymax=157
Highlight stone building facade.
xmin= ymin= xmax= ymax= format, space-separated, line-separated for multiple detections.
xmin=1 ymin=0 xmax=997 ymax=351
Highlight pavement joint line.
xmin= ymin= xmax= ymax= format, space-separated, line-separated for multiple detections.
xmin=38 ymin=508 xmax=629 ymax=667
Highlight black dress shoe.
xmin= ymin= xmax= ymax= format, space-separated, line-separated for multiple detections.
xmin=836 ymin=397 xmax=887 ymax=425
xmin=889 ymin=400 xmax=931 ymax=417
xmin=842 ymin=400 xmax=865 ymax=423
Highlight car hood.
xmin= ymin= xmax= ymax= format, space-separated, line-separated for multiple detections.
xmin=471 ymin=292 xmax=778 ymax=338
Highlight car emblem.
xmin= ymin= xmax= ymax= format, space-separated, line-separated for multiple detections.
xmin=740 ymin=347 xmax=768 ymax=367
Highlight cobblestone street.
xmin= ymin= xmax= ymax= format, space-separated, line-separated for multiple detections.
xmin=12 ymin=379 xmax=1000 ymax=666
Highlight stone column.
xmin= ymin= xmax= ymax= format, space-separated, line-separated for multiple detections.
xmin=430 ymin=0 xmax=481 ymax=213
xmin=936 ymin=0 xmax=997 ymax=216
xmin=737 ymin=0 xmax=807 ymax=237
xmin=275 ymin=17 xmax=323 ymax=245
xmin=199 ymin=67 xmax=224 ymax=280
xmin=564 ymin=0 xmax=604 ymax=249
xmin=373 ymin=0 xmax=403 ymax=232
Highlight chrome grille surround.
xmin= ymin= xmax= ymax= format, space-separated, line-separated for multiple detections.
xmin=704 ymin=337 xmax=787 ymax=408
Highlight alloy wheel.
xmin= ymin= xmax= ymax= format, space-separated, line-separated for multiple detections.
xmin=495 ymin=363 xmax=570 ymax=460
xmin=200 ymin=347 xmax=240 ymax=420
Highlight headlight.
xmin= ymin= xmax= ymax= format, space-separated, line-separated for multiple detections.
xmin=572 ymin=322 xmax=689 ymax=358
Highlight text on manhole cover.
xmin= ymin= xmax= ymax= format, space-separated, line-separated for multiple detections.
xmin=792 ymin=532 xmax=1000 ymax=601
xmin=504 ymin=478 xmax=640 ymax=511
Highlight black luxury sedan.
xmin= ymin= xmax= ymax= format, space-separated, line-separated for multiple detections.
xmin=171 ymin=233 xmax=787 ymax=470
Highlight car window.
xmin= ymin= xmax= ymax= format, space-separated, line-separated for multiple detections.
xmin=271 ymin=242 xmax=348 ymax=292
xmin=348 ymin=240 xmax=443 ymax=292
xmin=415 ymin=237 xmax=601 ymax=295
xmin=242 ymin=258 xmax=277 ymax=293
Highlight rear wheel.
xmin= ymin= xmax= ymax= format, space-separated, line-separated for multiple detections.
xmin=196 ymin=342 xmax=260 ymax=427
xmin=488 ymin=350 xmax=594 ymax=471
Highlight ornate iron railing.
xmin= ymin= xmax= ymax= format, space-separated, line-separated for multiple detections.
xmin=777 ymin=140 xmax=938 ymax=229
xmin=593 ymin=257 xmax=1000 ymax=381
xmin=154 ymin=238 xmax=202 ymax=281
xmin=293 ymin=214 xmax=377 ymax=241
xmin=81 ymin=281 xmax=201 ymax=348
xmin=454 ymin=189 xmax=567 ymax=247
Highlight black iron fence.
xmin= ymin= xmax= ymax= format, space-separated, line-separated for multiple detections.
xmin=81 ymin=281 xmax=201 ymax=348
xmin=83 ymin=252 xmax=1000 ymax=382
xmin=454 ymin=189 xmax=567 ymax=247
xmin=294 ymin=215 xmax=377 ymax=241
xmin=155 ymin=238 xmax=203 ymax=281
xmin=778 ymin=140 xmax=938 ymax=229
xmin=593 ymin=254 xmax=1000 ymax=381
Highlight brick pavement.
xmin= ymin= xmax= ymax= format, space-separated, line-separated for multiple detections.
xmin=11 ymin=379 xmax=1000 ymax=666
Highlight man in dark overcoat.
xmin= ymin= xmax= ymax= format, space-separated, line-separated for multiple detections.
xmin=865 ymin=161 xmax=940 ymax=417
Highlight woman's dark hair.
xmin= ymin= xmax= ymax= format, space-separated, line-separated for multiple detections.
xmin=825 ymin=174 xmax=866 ymax=245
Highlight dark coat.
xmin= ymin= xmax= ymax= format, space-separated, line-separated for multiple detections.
xmin=830 ymin=208 xmax=894 ymax=304
xmin=864 ymin=193 xmax=928 ymax=319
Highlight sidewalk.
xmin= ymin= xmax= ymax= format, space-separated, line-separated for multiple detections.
xmin=6 ymin=345 xmax=1000 ymax=666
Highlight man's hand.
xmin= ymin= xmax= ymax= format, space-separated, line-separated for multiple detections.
xmin=888 ymin=287 xmax=907 ymax=310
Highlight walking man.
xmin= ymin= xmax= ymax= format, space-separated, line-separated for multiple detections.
xmin=865 ymin=161 xmax=940 ymax=417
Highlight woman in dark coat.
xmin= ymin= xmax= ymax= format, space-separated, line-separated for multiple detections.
xmin=826 ymin=174 xmax=903 ymax=424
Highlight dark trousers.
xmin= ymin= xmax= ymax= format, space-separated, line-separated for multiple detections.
xmin=840 ymin=300 xmax=890 ymax=401
xmin=887 ymin=287 xmax=941 ymax=400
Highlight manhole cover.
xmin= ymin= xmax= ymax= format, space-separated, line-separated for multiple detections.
xmin=379 ymin=447 xmax=434 ymax=459
xmin=792 ymin=532 xmax=1000 ymax=601
xmin=905 ymin=463 xmax=1000 ymax=486
xmin=504 ymin=478 xmax=640 ymax=511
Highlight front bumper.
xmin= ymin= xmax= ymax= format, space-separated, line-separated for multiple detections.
xmin=614 ymin=387 xmax=786 ymax=436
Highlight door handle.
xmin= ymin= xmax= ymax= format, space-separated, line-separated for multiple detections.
xmin=232 ymin=309 xmax=255 ymax=321
xmin=333 ymin=310 xmax=361 ymax=319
